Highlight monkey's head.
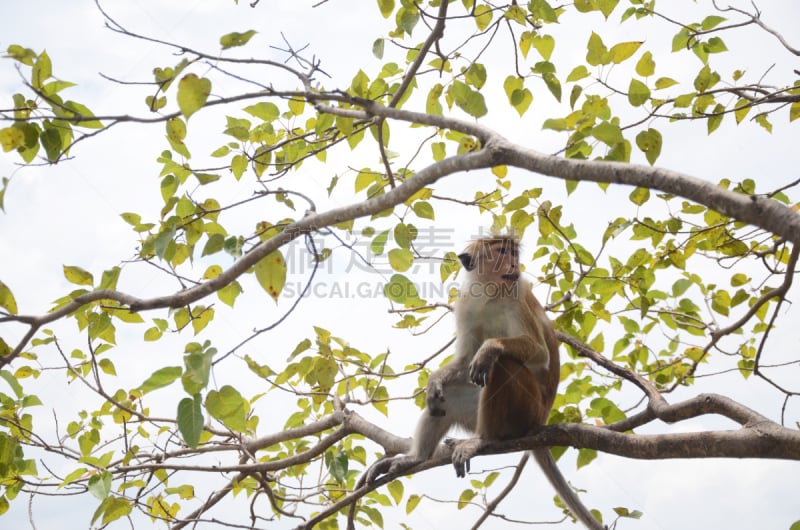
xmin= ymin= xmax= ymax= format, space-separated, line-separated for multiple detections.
xmin=458 ymin=236 xmax=520 ymax=284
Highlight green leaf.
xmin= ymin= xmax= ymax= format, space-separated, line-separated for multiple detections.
xmin=701 ymin=15 xmax=727 ymax=30
xmin=388 ymin=248 xmax=414 ymax=272
xmin=388 ymin=480 xmax=404 ymax=504
xmin=566 ymin=65 xmax=590 ymax=82
xmin=577 ymin=447 xmax=597 ymax=468
xmin=731 ymin=273 xmax=750 ymax=287
xmin=217 ymin=281 xmax=242 ymax=307
xmin=31 ymin=51 xmax=52 ymax=89
xmin=63 ymin=265 xmax=94 ymax=286
xmin=177 ymin=74 xmax=211 ymax=119
xmin=98 ymin=358 xmax=116 ymax=376
xmin=88 ymin=471 xmax=112 ymax=500
xmin=166 ymin=117 xmax=186 ymax=143
xmin=40 ymin=125 xmax=63 ymax=162
xmin=596 ymin=0 xmax=620 ymax=18
xmin=205 ymin=385 xmax=247 ymax=432
xmin=449 ymin=80 xmax=488 ymax=118
xmin=629 ymin=187 xmax=650 ymax=206
xmin=654 ymin=77 xmax=678 ymax=90
xmin=177 ymin=395 xmax=204 ymax=448
xmin=371 ymin=230 xmax=390 ymax=255
xmin=503 ymin=76 xmax=533 ymax=116
xmin=0 ymin=370 xmax=23 ymax=398
xmin=244 ymin=102 xmax=280 ymax=121
xmin=465 ymin=63 xmax=487 ymax=89
xmin=139 ymin=366 xmax=182 ymax=394
xmin=60 ymin=467 xmax=89 ymax=487
xmin=520 ymin=31 xmax=533 ymax=58
xmin=288 ymin=97 xmax=305 ymax=116
xmin=707 ymin=104 xmax=724 ymax=134
xmin=254 ymin=251 xmax=287 ymax=302
xmin=706 ymin=36 xmax=728 ymax=54
xmin=693 ymin=65 xmax=720 ymax=92
xmin=755 ymin=113 xmax=772 ymax=133
xmin=734 ymin=98 xmax=751 ymax=124
xmin=220 ymin=30 xmax=257 ymax=50
xmin=542 ymin=72 xmax=561 ymax=102
xmin=635 ymin=128 xmax=662 ymax=165
xmin=458 ymin=488 xmax=476 ymax=509
xmin=182 ymin=349 xmax=213 ymax=395
xmin=64 ymin=101 xmax=102 ymax=128
xmin=383 ymin=274 xmax=422 ymax=306
xmin=6 ymin=44 xmax=37 ymax=65
xmin=635 ymin=51 xmax=655 ymax=77
xmin=406 ymin=494 xmax=421 ymax=514
xmin=92 ymin=496 xmax=133 ymax=526
xmin=431 ymin=141 xmax=446 ymax=161
xmin=327 ymin=450 xmax=349 ymax=483
xmin=592 ymin=121 xmax=623 ymax=146
xmin=412 ymin=200 xmax=435 ymax=220
xmin=711 ymin=289 xmax=731 ymax=316
xmin=790 ymin=102 xmax=800 ymax=122
xmin=586 ymin=32 xmax=609 ymax=66
xmin=532 ymin=34 xmax=555 ymax=61
xmin=474 ymin=4 xmax=493 ymax=30
xmin=628 ymin=78 xmax=650 ymax=107
xmin=372 ymin=38 xmax=385 ymax=59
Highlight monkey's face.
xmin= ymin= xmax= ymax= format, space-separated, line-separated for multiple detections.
xmin=459 ymin=239 xmax=520 ymax=285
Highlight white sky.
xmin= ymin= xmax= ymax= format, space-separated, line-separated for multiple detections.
xmin=2 ymin=1 xmax=800 ymax=529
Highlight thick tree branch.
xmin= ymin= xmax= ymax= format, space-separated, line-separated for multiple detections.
xmin=301 ymin=391 xmax=799 ymax=529
xmin=498 ymin=140 xmax=800 ymax=246
xmin=1 ymin=147 xmax=497 ymax=366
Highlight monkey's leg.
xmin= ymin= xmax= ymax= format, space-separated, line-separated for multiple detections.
xmin=365 ymin=409 xmax=454 ymax=483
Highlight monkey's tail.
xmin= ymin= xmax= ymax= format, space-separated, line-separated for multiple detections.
xmin=532 ymin=448 xmax=606 ymax=530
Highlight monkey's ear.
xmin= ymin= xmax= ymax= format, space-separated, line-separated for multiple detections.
xmin=458 ymin=252 xmax=475 ymax=271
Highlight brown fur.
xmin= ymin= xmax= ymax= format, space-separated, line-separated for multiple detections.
xmin=365 ymin=236 xmax=602 ymax=529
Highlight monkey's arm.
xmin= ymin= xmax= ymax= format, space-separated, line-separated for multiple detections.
xmin=468 ymin=335 xmax=549 ymax=387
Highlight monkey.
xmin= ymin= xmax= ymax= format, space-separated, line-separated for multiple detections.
xmin=366 ymin=236 xmax=603 ymax=529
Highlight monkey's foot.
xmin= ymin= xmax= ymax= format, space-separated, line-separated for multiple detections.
xmin=451 ymin=438 xmax=484 ymax=478
xmin=364 ymin=455 xmax=419 ymax=484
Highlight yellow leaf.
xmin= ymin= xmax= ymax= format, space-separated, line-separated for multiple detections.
xmin=166 ymin=117 xmax=186 ymax=142
xmin=203 ymin=265 xmax=223 ymax=279
xmin=0 ymin=280 xmax=18 ymax=314
xmin=254 ymin=251 xmax=287 ymax=302
xmin=609 ymin=41 xmax=643 ymax=64
xmin=177 ymin=74 xmax=211 ymax=119
xmin=0 ymin=127 xmax=25 ymax=152
xmin=377 ymin=0 xmax=394 ymax=18
xmin=474 ymin=4 xmax=493 ymax=31
xmin=63 ymin=265 xmax=94 ymax=286
xmin=219 ymin=30 xmax=257 ymax=50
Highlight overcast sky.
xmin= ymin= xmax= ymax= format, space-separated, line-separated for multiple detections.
xmin=2 ymin=1 xmax=800 ymax=529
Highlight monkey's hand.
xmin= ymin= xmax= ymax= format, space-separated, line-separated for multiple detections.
xmin=469 ymin=342 xmax=499 ymax=387
xmin=425 ymin=378 xmax=446 ymax=416
xmin=451 ymin=438 xmax=483 ymax=478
